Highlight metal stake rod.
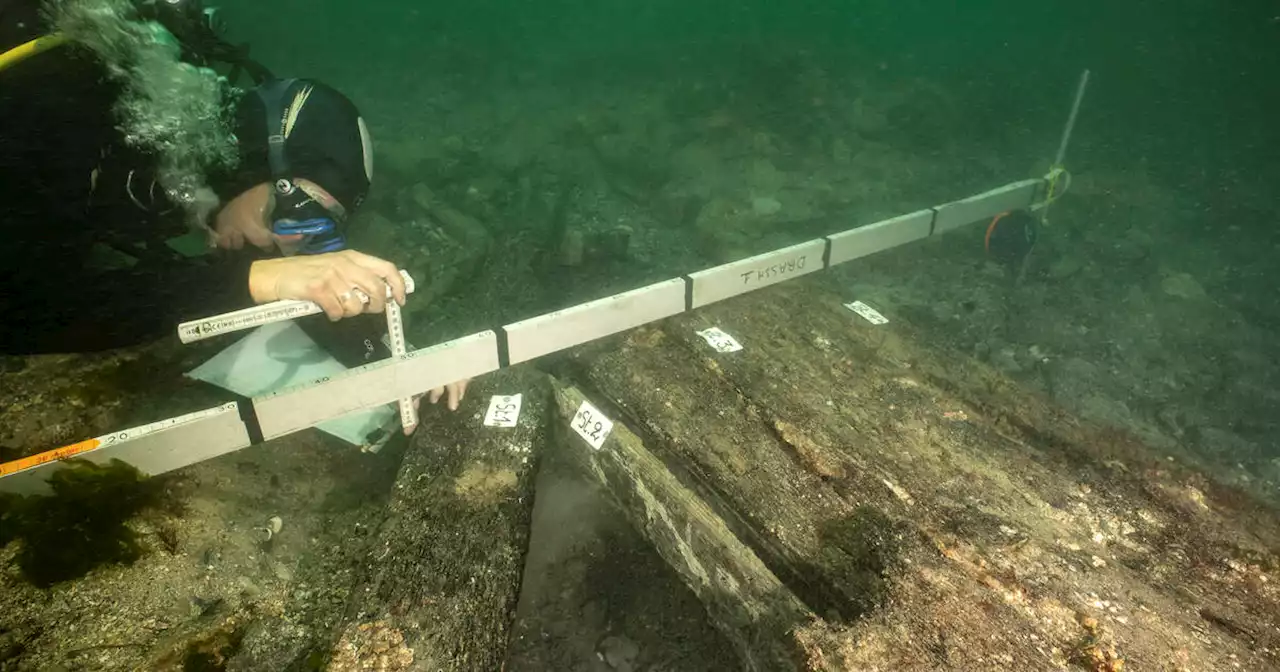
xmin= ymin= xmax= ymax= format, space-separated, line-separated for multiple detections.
xmin=1054 ymin=69 xmax=1090 ymax=167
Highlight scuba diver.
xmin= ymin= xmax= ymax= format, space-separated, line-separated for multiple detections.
xmin=0 ymin=0 xmax=468 ymax=409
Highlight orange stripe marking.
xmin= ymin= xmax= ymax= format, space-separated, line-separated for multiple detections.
xmin=0 ymin=439 xmax=101 ymax=477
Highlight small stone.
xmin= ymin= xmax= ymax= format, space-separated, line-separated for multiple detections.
xmin=272 ymin=562 xmax=294 ymax=582
xmin=1185 ymin=486 xmax=1210 ymax=510
xmin=1160 ymin=272 xmax=1208 ymax=300
xmin=832 ymin=137 xmax=853 ymax=164
xmin=600 ymin=225 xmax=633 ymax=259
xmin=600 ymin=634 xmax=639 ymax=672
xmin=751 ymin=196 xmax=782 ymax=216
xmin=1047 ymin=256 xmax=1085 ymax=279
xmin=560 ymin=229 xmax=585 ymax=266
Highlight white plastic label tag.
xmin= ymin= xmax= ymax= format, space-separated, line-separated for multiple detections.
xmin=571 ymin=400 xmax=614 ymax=450
xmin=844 ymin=301 xmax=889 ymax=325
xmin=484 ymin=394 xmax=523 ymax=428
xmin=696 ymin=327 xmax=743 ymax=353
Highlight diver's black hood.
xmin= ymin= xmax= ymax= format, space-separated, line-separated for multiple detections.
xmin=215 ymin=78 xmax=372 ymax=213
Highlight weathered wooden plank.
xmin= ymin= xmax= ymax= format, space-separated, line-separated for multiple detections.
xmin=549 ymin=380 xmax=836 ymax=671
xmin=554 ymin=275 xmax=1280 ymax=670
xmin=555 ymin=315 xmax=907 ymax=626
xmin=326 ymin=367 xmax=545 ymax=671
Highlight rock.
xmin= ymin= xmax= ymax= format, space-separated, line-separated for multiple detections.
xmin=345 ymin=212 xmax=400 ymax=257
xmin=0 ymin=356 xmax=27 ymax=374
xmin=560 ymin=229 xmax=585 ymax=267
xmin=1048 ymin=256 xmax=1086 ymax=280
xmin=751 ymin=131 xmax=778 ymax=156
xmin=992 ymin=347 xmax=1022 ymax=374
xmin=1160 ymin=272 xmax=1209 ymax=301
xmin=373 ymin=141 xmax=421 ymax=179
xmin=751 ymin=196 xmax=782 ymax=216
xmin=597 ymin=225 xmax=633 ymax=259
xmin=831 ymin=137 xmax=853 ymax=165
xmin=850 ymin=96 xmax=889 ymax=136
xmin=271 ymin=562 xmax=293 ymax=583
xmin=599 ymin=634 xmax=639 ymax=672
xmin=1079 ymin=393 xmax=1136 ymax=431
xmin=408 ymin=182 xmax=492 ymax=252
xmin=693 ymin=196 xmax=755 ymax=260
xmin=1197 ymin=427 xmax=1256 ymax=459
xmin=748 ymin=158 xmax=785 ymax=194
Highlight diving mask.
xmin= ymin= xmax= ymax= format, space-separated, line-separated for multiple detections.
xmin=270 ymin=178 xmax=346 ymax=255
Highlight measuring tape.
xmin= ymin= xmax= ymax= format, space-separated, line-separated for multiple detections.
xmin=0 ymin=403 xmax=238 ymax=477
xmin=177 ymin=269 xmax=416 ymax=343
xmin=383 ymin=297 xmax=418 ymax=434
xmin=4 ymin=177 xmax=1056 ymax=493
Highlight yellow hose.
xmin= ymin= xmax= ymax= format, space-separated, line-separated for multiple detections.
xmin=0 ymin=33 xmax=68 ymax=74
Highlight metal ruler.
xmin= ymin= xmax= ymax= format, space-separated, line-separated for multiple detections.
xmin=177 ymin=269 xmax=416 ymax=343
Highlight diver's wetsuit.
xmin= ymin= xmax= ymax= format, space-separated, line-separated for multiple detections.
xmin=0 ymin=1 xmax=259 ymax=354
xmin=0 ymin=1 xmax=390 ymax=368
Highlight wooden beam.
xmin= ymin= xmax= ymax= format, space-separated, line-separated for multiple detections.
xmin=326 ymin=367 xmax=545 ymax=671
xmin=550 ymin=379 xmax=838 ymax=671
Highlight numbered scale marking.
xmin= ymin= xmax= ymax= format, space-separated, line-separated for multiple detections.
xmin=484 ymin=394 xmax=523 ymax=428
xmin=383 ymin=293 xmax=418 ymax=434
xmin=696 ymin=327 xmax=743 ymax=353
xmin=844 ymin=301 xmax=889 ymax=325
xmin=0 ymin=403 xmax=238 ymax=477
xmin=571 ymin=400 xmax=614 ymax=450
xmin=178 ymin=270 xmax=416 ymax=343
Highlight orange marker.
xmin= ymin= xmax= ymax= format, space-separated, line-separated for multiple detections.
xmin=0 ymin=438 xmax=101 ymax=477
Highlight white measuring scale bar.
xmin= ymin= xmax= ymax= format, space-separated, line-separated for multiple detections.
xmin=178 ymin=269 xmax=416 ymax=343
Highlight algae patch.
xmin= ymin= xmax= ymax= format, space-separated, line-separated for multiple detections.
xmin=0 ymin=459 xmax=176 ymax=587
xmin=453 ymin=463 xmax=519 ymax=506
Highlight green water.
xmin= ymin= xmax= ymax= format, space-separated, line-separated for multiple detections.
xmin=3 ymin=2 xmax=1280 ymax=668
xmin=223 ymin=0 xmax=1279 ymax=181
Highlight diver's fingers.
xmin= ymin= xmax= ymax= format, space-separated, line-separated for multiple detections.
xmin=324 ymin=275 xmax=365 ymax=318
xmin=404 ymin=395 xmax=424 ymax=435
xmin=344 ymin=250 xmax=406 ymax=306
xmin=243 ymin=222 xmax=275 ymax=251
xmin=334 ymin=253 xmax=394 ymax=313
xmin=307 ymin=278 xmax=345 ymax=321
xmin=428 ymin=387 xmax=443 ymax=404
xmin=218 ymin=227 xmax=245 ymax=251
xmin=385 ymin=266 xmax=408 ymax=306
xmin=342 ymin=266 xmax=387 ymax=314
xmin=447 ymin=387 xmax=460 ymax=411
xmin=448 ymin=380 xmax=469 ymax=411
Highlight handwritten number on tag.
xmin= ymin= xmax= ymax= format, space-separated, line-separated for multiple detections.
xmin=577 ymin=409 xmax=602 ymax=439
xmin=484 ymin=394 xmax=523 ymax=428
xmin=571 ymin=401 xmax=613 ymax=449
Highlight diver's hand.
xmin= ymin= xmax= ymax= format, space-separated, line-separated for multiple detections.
xmin=401 ymin=376 xmax=468 ymax=424
xmin=403 ymin=380 xmax=469 ymax=435
xmin=429 ymin=379 xmax=470 ymax=411
xmin=248 ymin=250 xmax=407 ymax=320
xmin=215 ymin=183 xmax=275 ymax=251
